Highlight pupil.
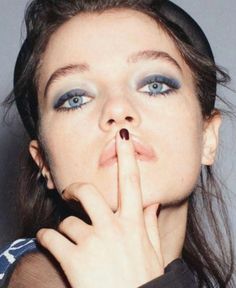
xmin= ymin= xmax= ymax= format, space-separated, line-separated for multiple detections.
xmin=153 ymin=83 xmax=159 ymax=89
xmin=73 ymin=97 xmax=79 ymax=103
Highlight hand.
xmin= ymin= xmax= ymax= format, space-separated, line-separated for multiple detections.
xmin=37 ymin=129 xmax=164 ymax=288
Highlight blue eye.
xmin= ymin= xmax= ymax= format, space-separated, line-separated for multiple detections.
xmin=54 ymin=89 xmax=92 ymax=112
xmin=139 ymin=75 xmax=180 ymax=96
xmin=65 ymin=96 xmax=85 ymax=108
xmin=147 ymin=82 xmax=166 ymax=94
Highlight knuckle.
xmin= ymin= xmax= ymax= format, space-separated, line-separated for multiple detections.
xmin=38 ymin=229 xmax=54 ymax=245
xmin=59 ymin=216 xmax=77 ymax=230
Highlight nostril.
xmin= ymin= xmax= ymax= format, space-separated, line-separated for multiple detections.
xmin=107 ymin=119 xmax=115 ymax=125
xmin=126 ymin=116 xmax=133 ymax=122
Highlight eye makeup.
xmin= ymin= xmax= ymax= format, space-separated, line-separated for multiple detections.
xmin=137 ymin=74 xmax=180 ymax=90
xmin=52 ymin=73 xmax=181 ymax=112
xmin=53 ymin=88 xmax=92 ymax=110
xmin=137 ymin=74 xmax=181 ymax=97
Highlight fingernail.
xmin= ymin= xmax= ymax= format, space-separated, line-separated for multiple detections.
xmin=156 ymin=204 xmax=162 ymax=217
xmin=119 ymin=128 xmax=129 ymax=140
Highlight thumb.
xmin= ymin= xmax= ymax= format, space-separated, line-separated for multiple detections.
xmin=143 ymin=203 xmax=163 ymax=258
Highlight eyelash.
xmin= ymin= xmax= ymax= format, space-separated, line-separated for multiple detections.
xmin=55 ymin=75 xmax=180 ymax=113
xmin=54 ymin=90 xmax=91 ymax=113
xmin=140 ymin=75 xmax=180 ymax=97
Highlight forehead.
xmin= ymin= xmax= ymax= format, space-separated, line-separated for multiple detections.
xmin=38 ymin=8 xmax=192 ymax=93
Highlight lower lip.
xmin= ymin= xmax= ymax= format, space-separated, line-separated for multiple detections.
xmin=100 ymin=153 xmax=154 ymax=167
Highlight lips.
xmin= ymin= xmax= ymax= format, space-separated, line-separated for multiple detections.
xmin=99 ymin=135 xmax=157 ymax=167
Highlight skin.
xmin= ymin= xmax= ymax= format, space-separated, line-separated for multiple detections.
xmin=28 ymin=8 xmax=221 ymax=287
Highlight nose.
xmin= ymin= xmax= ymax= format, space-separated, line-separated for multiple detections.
xmin=99 ymin=96 xmax=141 ymax=132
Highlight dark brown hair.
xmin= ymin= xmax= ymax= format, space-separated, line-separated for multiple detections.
xmin=2 ymin=0 xmax=235 ymax=287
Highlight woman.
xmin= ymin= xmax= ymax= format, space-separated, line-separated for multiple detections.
xmin=0 ymin=0 xmax=235 ymax=287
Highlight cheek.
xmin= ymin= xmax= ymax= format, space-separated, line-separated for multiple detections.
xmin=40 ymin=123 xmax=99 ymax=191
xmin=164 ymin=127 xmax=202 ymax=189
xmin=162 ymin=115 xmax=203 ymax=169
xmin=143 ymin=102 xmax=204 ymax=204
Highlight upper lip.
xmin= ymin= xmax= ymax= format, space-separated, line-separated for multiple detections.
xmin=99 ymin=134 xmax=157 ymax=166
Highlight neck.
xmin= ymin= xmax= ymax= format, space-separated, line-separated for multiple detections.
xmin=158 ymin=201 xmax=188 ymax=267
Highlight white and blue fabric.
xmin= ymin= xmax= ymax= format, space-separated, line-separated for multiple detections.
xmin=0 ymin=238 xmax=38 ymax=287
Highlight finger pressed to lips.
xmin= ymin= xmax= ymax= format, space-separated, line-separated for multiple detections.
xmin=116 ymin=129 xmax=144 ymax=220
xmin=60 ymin=129 xmax=144 ymax=227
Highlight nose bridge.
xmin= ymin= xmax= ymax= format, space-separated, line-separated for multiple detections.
xmin=99 ymin=88 xmax=141 ymax=132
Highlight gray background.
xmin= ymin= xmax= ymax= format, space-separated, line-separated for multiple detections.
xmin=0 ymin=0 xmax=235 ymax=251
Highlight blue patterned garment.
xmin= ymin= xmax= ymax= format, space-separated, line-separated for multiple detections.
xmin=0 ymin=238 xmax=38 ymax=287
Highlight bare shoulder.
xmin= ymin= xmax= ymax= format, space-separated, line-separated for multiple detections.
xmin=8 ymin=250 xmax=71 ymax=288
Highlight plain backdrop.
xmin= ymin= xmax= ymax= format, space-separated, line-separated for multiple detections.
xmin=0 ymin=0 xmax=236 ymax=254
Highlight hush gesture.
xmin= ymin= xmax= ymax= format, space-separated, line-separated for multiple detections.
xmin=37 ymin=128 xmax=164 ymax=288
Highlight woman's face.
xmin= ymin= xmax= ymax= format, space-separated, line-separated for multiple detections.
xmin=30 ymin=9 xmax=220 ymax=211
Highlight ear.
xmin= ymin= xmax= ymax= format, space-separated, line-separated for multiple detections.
xmin=201 ymin=110 xmax=222 ymax=166
xmin=29 ymin=140 xmax=56 ymax=190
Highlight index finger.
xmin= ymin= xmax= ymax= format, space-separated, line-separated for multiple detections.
xmin=116 ymin=128 xmax=143 ymax=221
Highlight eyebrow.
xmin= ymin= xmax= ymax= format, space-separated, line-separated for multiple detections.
xmin=44 ymin=50 xmax=182 ymax=98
